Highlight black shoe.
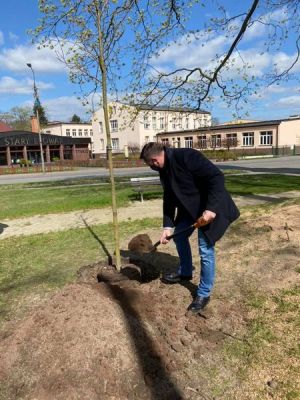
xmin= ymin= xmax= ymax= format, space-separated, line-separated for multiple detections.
xmin=161 ymin=272 xmax=192 ymax=284
xmin=188 ymin=296 xmax=210 ymax=313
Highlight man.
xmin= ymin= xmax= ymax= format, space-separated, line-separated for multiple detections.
xmin=140 ymin=142 xmax=240 ymax=313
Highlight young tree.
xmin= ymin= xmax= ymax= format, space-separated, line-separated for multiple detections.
xmin=31 ymin=0 xmax=148 ymax=270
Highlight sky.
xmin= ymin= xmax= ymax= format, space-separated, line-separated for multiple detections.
xmin=0 ymin=0 xmax=299 ymax=123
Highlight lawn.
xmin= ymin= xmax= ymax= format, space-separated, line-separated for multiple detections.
xmin=0 ymin=174 xmax=299 ymax=220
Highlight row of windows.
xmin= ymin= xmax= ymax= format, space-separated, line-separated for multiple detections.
xmin=66 ymin=128 xmax=93 ymax=137
xmin=161 ymin=131 xmax=273 ymax=148
xmin=143 ymin=116 xmax=210 ymax=130
xmin=99 ymin=116 xmax=210 ymax=133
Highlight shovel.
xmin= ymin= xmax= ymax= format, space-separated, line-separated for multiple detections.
xmin=150 ymin=221 xmax=198 ymax=252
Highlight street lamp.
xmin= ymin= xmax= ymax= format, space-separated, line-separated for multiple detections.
xmin=26 ymin=63 xmax=45 ymax=173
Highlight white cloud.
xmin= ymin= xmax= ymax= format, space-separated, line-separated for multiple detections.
xmin=242 ymin=21 xmax=267 ymax=41
xmin=41 ymin=96 xmax=93 ymax=121
xmin=0 ymin=76 xmax=53 ymax=95
xmin=273 ymin=51 xmax=300 ymax=73
xmin=152 ymin=32 xmax=229 ymax=70
xmin=0 ymin=43 xmax=66 ymax=73
xmin=276 ymin=95 xmax=300 ymax=108
xmin=0 ymin=31 xmax=4 ymax=46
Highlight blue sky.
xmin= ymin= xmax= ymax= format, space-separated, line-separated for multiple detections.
xmin=0 ymin=0 xmax=299 ymax=123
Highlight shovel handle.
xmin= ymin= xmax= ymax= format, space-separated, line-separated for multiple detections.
xmin=152 ymin=222 xmax=197 ymax=251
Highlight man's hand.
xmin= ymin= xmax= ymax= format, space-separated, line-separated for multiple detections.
xmin=160 ymin=228 xmax=172 ymax=244
xmin=195 ymin=210 xmax=216 ymax=228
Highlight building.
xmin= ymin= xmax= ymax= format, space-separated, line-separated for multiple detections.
xmin=0 ymin=118 xmax=91 ymax=166
xmin=156 ymin=117 xmax=300 ymax=154
xmin=43 ymin=122 xmax=95 ymax=157
xmin=92 ymin=102 xmax=212 ymax=155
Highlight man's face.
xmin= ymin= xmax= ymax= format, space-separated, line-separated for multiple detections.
xmin=147 ymin=152 xmax=165 ymax=170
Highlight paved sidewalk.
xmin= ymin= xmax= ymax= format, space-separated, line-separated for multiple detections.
xmin=0 ymin=191 xmax=299 ymax=240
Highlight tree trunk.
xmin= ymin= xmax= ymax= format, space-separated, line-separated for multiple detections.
xmin=95 ymin=1 xmax=121 ymax=270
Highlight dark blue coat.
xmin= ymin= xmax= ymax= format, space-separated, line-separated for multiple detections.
xmin=159 ymin=147 xmax=240 ymax=245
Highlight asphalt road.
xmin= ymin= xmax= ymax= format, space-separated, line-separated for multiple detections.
xmin=0 ymin=155 xmax=299 ymax=185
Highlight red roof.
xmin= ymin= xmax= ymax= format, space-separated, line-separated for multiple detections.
xmin=0 ymin=121 xmax=12 ymax=132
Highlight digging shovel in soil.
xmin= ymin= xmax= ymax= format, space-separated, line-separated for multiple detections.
xmin=150 ymin=222 xmax=198 ymax=252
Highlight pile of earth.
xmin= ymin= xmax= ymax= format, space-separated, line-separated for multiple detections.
xmin=0 ymin=202 xmax=299 ymax=400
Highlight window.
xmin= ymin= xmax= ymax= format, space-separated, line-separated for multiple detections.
xmin=193 ymin=119 xmax=199 ymax=129
xmin=112 ymin=105 xmax=117 ymax=115
xmin=185 ymin=118 xmax=189 ymax=129
xmin=144 ymin=115 xmax=150 ymax=129
xmin=178 ymin=118 xmax=183 ymax=129
xmin=72 ymin=129 xmax=76 ymax=136
xmin=260 ymin=131 xmax=273 ymax=145
xmin=111 ymin=138 xmax=119 ymax=150
xmin=78 ymin=129 xmax=82 ymax=136
xmin=46 ymin=130 xmax=51 ymax=134
xmin=161 ymin=138 xmax=169 ymax=145
xmin=100 ymin=139 xmax=104 ymax=150
xmin=243 ymin=132 xmax=254 ymax=146
xmin=197 ymin=135 xmax=207 ymax=149
xmin=66 ymin=129 xmax=70 ymax=136
xmin=152 ymin=117 xmax=157 ymax=129
xmin=110 ymin=120 xmax=118 ymax=132
xmin=90 ymin=129 xmax=93 ymax=136
xmin=172 ymin=117 xmax=177 ymax=129
xmin=99 ymin=122 xmax=103 ymax=133
xmin=159 ymin=117 xmax=165 ymax=130
xmin=184 ymin=136 xmax=193 ymax=148
xmin=226 ymin=133 xmax=238 ymax=147
xmin=172 ymin=137 xmax=180 ymax=148
xmin=211 ymin=134 xmax=221 ymax=148
xmin=84 ymin=129 xmax=88 ymax=136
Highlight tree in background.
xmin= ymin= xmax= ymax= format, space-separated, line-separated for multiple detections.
xmin=71 ymin=114 xmax=81 ymax=123
xmin=33 ymin=97 xmax=48 ymax=127
xmin=0 ymin=106 xmax=32 ymax=131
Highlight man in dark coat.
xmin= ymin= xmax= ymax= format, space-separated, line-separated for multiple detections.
xmin=140 ymin=142 xmax=240 ymax=312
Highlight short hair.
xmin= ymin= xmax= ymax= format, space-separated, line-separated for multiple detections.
xmin=140 ymin=142 xmax=164 ymax=162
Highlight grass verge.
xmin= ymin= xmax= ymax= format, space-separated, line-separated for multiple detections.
xmin=0 ymin=174 xmax=299 ymax=220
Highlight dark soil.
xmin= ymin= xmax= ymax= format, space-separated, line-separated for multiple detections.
xmin=0 ymin=203 xmax=299 ymax=400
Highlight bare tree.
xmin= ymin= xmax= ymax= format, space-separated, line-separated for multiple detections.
xmin=129 ymin=0 xmax=300 ymax=117
xmin=1 ymin=106 xmax=32 ymax=131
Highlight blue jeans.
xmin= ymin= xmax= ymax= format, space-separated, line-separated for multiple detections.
xmin=173 ymin=217 xmax=215 ymax=297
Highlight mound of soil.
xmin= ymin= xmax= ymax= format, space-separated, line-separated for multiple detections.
xmin=0 ymin=203 xmax=299 ymax=400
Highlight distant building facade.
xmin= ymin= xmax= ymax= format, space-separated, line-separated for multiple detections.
xmin=43 ymin=122 xmax=95 ymax=156
xmin=0 ymin=120 xmax=91 ymax=166
xmin=156 ymin=117 xmax=300 ymax=154
xmin=92 ymin=102 xmax=212 ymax=155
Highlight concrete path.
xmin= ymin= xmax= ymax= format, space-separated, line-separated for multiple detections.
xmin=0 ymin=191 xmax=299 ymax=240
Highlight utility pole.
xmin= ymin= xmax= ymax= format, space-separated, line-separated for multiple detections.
xmin=26 ymin=63 xmax=45 ymax=173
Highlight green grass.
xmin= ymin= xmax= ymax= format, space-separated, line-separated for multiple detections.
xmin=0 ymin=218 xmax=161 ymax=324
xmin=0 ymin=184 xmax=137 ymax=220
xmin=225 ymin=174 xmax=300 ymax=195
xmin=0 ymin=174 xmax=299 ymax=220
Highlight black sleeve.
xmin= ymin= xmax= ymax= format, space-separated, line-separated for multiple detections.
xmin=184 ymin=150 xmax=226 ymax=213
